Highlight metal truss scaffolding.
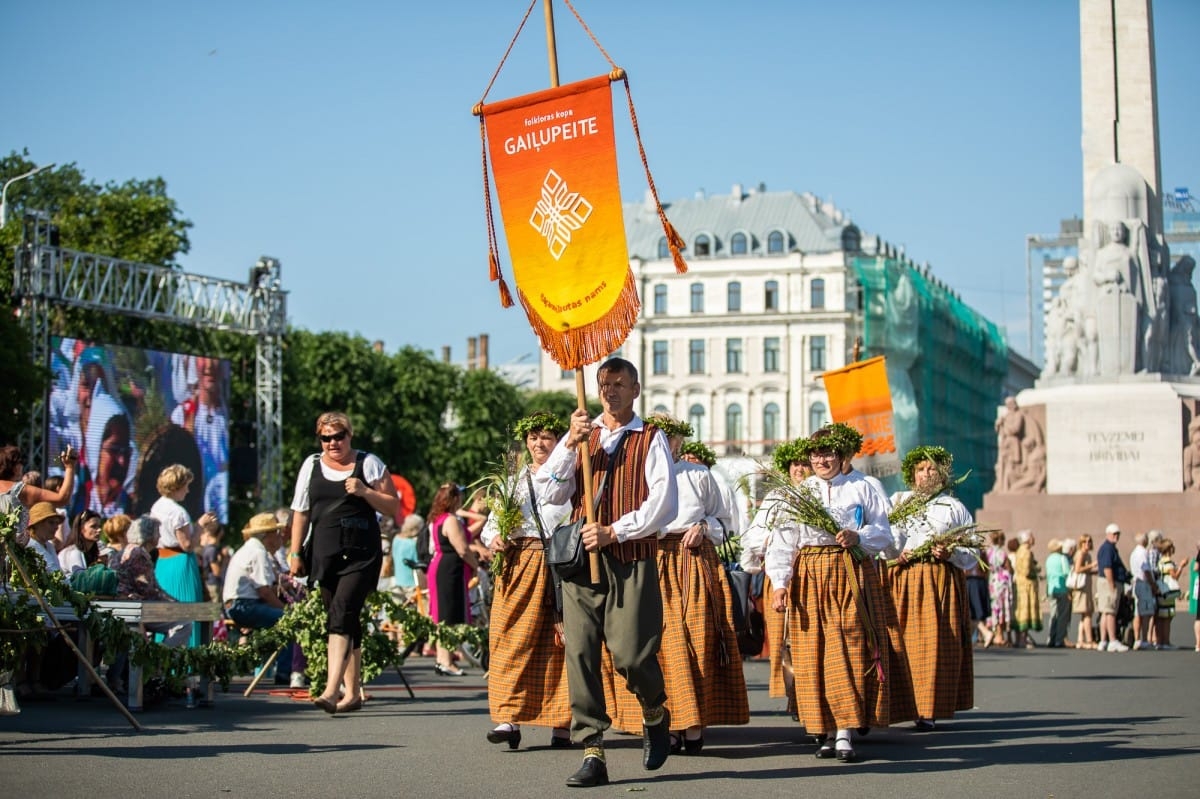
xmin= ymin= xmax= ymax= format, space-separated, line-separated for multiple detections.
xmin=12 ymin=214 xmax=287 ymax=507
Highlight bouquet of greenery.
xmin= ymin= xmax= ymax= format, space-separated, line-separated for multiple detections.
xmin=892 ymin=523 xmax=991 ymax=569
xmin=888 ymin=491 xmax=932 ymax=528
xmin=741 ymin=468 xmax=868 ymax=561
xmin=470 ymin=450 xmax=527 ymax=579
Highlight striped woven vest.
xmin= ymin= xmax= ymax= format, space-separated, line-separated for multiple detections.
xmin=571 ymin=423 xmax=660 ymax=563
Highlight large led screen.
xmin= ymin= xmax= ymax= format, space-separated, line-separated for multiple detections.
xmin=47 ymin=337 xmax=232 ymax=524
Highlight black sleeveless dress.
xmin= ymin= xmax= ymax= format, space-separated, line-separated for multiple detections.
xmin=306 ymin=451 xmax=382 ymax=583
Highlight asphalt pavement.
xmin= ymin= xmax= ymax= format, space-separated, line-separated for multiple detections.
xmin=2 ymin=615 xmax=1197 ymax=799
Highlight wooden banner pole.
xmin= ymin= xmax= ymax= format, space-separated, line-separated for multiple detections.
xmin=545 ymin=0 xmax=601 ymax=585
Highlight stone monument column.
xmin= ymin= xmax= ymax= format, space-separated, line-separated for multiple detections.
xmin=1080 ymin=0 xmax=1164 ymax=237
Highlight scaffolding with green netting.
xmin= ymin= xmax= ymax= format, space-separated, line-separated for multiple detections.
xmin=851 ymin=256 xmax=1009 ymax=512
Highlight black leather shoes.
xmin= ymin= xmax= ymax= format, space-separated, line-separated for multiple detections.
xmin=683 ymin=736 xmax=704 ymax=755
xmin=837 ymin=746 xmax=859 ymax=763
xmin=487 ymin=725 xmax=521 ymax=749
xmin=565 ymin=757 xmax=609 ymax=788
xmin=815 ymin=740 xmax=836 ymax=759
xmin=550 ymin=735 xmax=573 ymax=749
xmin=643 ymin=708 xmax=671 ymax=770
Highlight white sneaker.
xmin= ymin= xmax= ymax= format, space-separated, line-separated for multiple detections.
xmin=289 ymin=671 xmax=307 ymax=689
xmin=1108 ymin=641 xmax=1130 ymax=652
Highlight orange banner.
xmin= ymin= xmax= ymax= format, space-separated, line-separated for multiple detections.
xmin=821 ymin=356 xmax=901 ymax=478
xmin=478 ymin=75 xmax=637 ymax=369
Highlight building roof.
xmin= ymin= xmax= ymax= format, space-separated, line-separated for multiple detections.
xmin=623 ymin=184 xmax=857 ymax=259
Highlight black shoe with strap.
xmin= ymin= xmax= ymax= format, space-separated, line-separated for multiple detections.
xmin=565 ymin=757 xmax=609 ymax=788
xmin=642 ymin=707 xmax=671 ymax=770
xmin=487 ymin=724 xmax=521 ymax=750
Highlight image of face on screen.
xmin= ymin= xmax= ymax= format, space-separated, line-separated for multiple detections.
xmin=168 ymin=354 xmax=230 ymax=522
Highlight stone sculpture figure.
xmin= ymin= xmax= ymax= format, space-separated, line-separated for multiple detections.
xmin=1184 ymin=416 xmax=1200 ymax=492
xmin=1091 ymin=220 xmax=1143 ymax=375
xmin=1044 ymin=256 xmax=1095 ymax=377
xmin=1143 ymin=249 xmax=1170 ymax=373
xmin=1167 ymin=256 xmax=1200 ymax=376
xmin=1009 ymin=435 xmax=1047 ymax=494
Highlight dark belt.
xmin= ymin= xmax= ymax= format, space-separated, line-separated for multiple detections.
xmin=508 ymin=537 xmax=545 ymax=550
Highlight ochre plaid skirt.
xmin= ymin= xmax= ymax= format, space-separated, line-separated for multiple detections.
xmin=487 ymin=540 xmax=570 ymax=728
xmin=655 ymin=535 xmax=749 ymax=728
xmin=886 ymin=560 xmax=974 ymax=719
xmin=788 ymin=546 xmax=890 ymax=733
xmin=764 ymin=574 xmax=790 ymax=699
xmin=602 ymin=536 xmax=751 ymax=731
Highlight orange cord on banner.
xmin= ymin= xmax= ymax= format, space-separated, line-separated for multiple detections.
xmin=472 ymin=0 xmax=687 ymax=316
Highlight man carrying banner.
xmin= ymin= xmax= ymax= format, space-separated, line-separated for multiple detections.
xmin=536 ymin=357 xmax=678 ymax=788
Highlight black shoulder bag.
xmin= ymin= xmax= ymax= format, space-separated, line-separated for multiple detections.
xmin=718 ymin=523 xmax=765 ymax=657
xmin=545 ymin=431 xmax=628 ymax=582
xmin=525 ymin=470 xmax=563 ymax=615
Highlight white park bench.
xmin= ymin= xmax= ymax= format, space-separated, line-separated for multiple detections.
xmin=49 ymin=599 xmax=221 ymax=711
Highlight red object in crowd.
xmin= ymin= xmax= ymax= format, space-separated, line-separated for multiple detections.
xmin=391 ymin=474 xmax=417 ymax=524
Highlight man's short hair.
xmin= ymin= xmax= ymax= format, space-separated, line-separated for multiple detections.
xmin=597 ymin=357 xmax=639 ymax=384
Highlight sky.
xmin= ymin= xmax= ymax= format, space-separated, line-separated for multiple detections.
xmin=6 ymin=0 xmax=1199 ymax=367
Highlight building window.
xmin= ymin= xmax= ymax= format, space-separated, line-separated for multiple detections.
xmin=763 ymin=402 xmax=780 ymax=444
xmin=688 ymin=404 xmax=706 ymax=441
xmin=652 ymin=340 xmax=668 ymax=375
xmin=690 ymin=282 xmax=704 ymax=313
xmin=765 ymin=279 xmax=779 ymax=311
xmin=695 ymin=234 xmax=711 ymax=256
xmin=810 ymin=335 xmax=826 ymax=371
xmin=763 ymin=337 xmax=781 ymax=372
xmin=727 ymin=281 xmax=741 ymax=312
xmin=809 ymin=401 xmax=828 ymax=432
xmin=725 ymin=403 xmax=743 ymax=454
xmin=767 ymin=230 xmax=785 ymax=254
xmin=725 ymin=338 xmax=743 ymax=373
xmin=731 ymin=232 xmax=748 ymax=255
xmin=657 ymin=237 xmax=670 ymax=259
xmin=654 ymin=284 xmax=667 ymax=315
xmin=560 ymin=368 xmax=573 ymax=380
xmin=653 ymin=404 xmax=670 ymax=415
xmin=689 ymin=339 xmax=705 ymax=374
xmin=811 ymin=277 xmax=825 ymax=310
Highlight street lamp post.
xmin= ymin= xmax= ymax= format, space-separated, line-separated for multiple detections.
xmin=1 ymin=163 xmax=55 ymax=228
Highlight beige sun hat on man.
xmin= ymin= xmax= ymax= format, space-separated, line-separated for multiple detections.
xmin=242 ymin=512 xmax=284 ymax=540
xmin=27 ymin=501 xmax=60 ymax=529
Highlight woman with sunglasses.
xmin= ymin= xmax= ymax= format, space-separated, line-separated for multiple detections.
xmin=287 ymin=412 xmax=399 ymax=714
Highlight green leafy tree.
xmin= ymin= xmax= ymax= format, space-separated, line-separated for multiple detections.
xmin=521 ymin=389 xmax=600 ymax=421
xmin=0 ymin=150 xmax=195 ymax=445
xmin=442 ymin=368 xmax=525 ymax=488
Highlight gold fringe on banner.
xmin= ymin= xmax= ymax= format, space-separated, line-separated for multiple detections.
xmin=519 ymin=271 xmax=642 ymax=371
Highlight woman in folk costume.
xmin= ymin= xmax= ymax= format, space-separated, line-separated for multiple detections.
xmin=647 ymin=416 xmax=748 ymax=753
xmin=766 ymin=426 xmax=892 ymax=763
xmin=482 ymin=412 xmax=574 ymax=750
xmin=886 ymin=445 xmax=977 ymax=731
xmin=739 ymin=438 xmax=812 ymax=715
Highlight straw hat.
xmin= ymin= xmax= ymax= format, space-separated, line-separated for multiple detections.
xmin=27 ymin=501 xmax=59 ymax=528
xmin=242 ymin=512 xmax=284 ymax=540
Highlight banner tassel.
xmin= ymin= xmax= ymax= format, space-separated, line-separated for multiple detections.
xmin=665 ymin=221 xmax=687 ymax=274
xmin=497 ymin=276 xmax=514 ymax=308
xmin=488 ymin=250 xmax=500 ymax=283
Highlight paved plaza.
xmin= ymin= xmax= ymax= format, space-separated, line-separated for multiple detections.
xmin=2 ymin=616 xmax=1197 ymax=799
